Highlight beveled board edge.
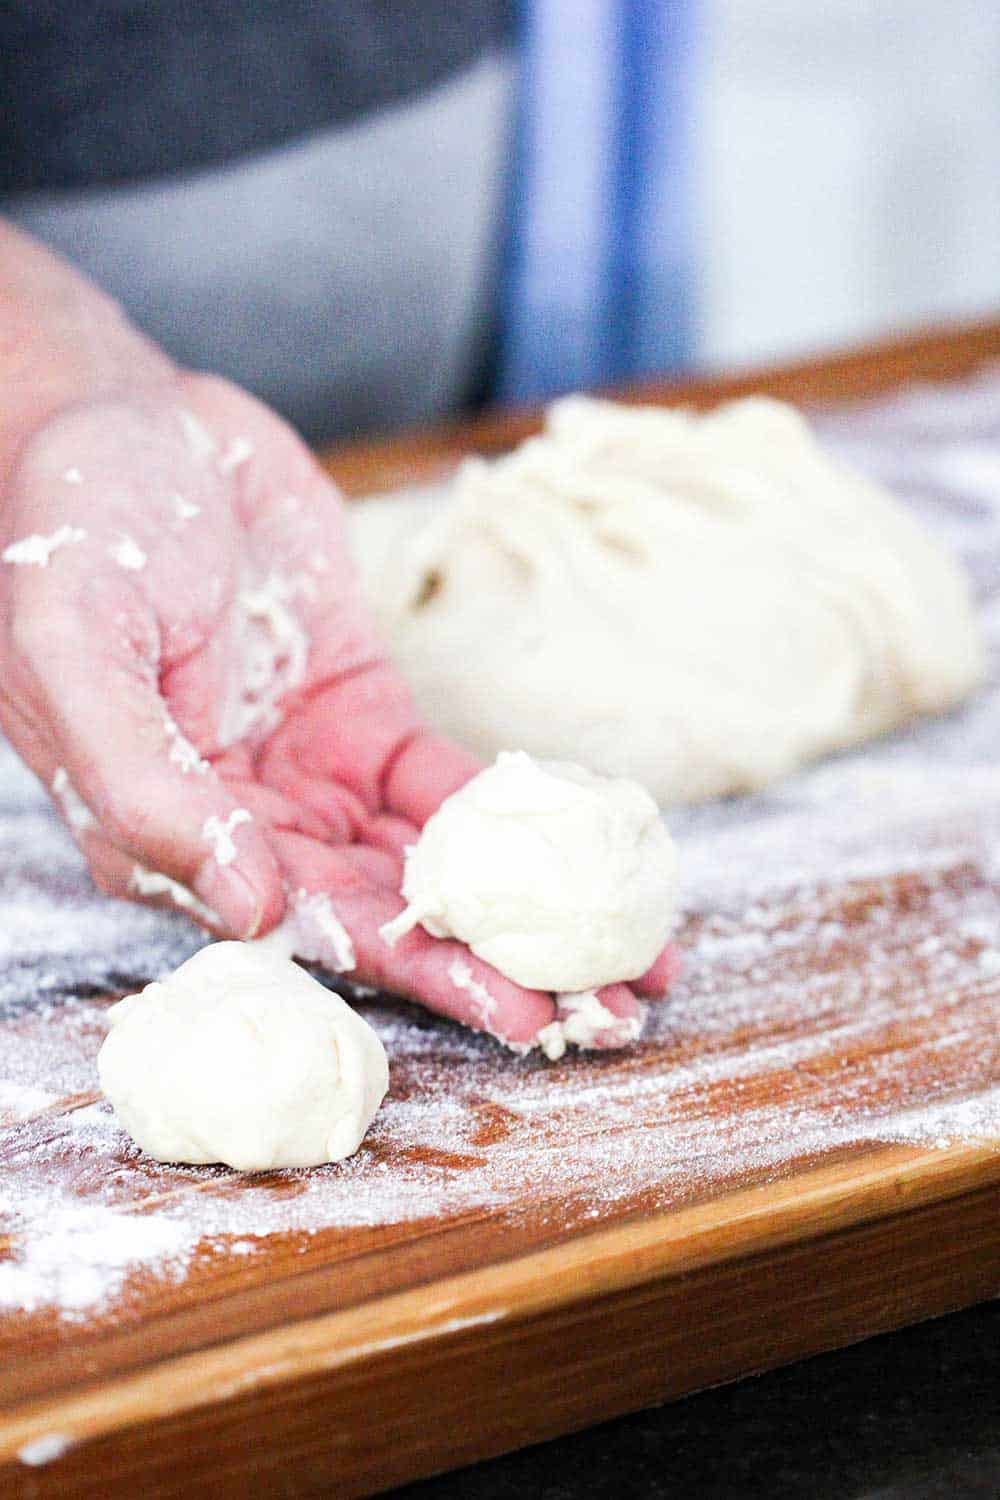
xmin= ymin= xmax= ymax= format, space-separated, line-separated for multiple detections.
xmin=2 ymin=1138 xmax=998 ymax=1470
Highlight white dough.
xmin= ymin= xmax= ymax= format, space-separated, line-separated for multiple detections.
xmin=536 ymin=991 xmax=643 ymax=1061
xmin=350 ymin=396 xmax=984 ymax=805
xmin=97 ymin=942 xmax=388 ymax=1171
xmin=381 ymin=751 xmax=677 ymax=993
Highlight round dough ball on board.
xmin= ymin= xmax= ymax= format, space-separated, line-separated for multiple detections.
xmin=382 ymin=751 xmax=678 ymax=993
xmin=98 ymin=942 xmax=388 ymax=1171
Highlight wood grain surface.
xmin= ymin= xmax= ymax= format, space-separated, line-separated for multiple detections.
xmin=3 ymin=319 xmax=1000 ymax=1499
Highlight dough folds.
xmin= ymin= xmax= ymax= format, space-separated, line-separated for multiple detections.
xmin=98 ymin=942 xmax=388 ymax=1170
xmin=351 ymin=396 xmax=984 ymax=804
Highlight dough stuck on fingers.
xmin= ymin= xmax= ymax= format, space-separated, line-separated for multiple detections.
xmin=381 ymin=750 xmax=678 ymax=1057
xmin=98 ymin=942 xmax=388 ymax=1170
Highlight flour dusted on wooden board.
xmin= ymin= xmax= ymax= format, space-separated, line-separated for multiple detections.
xmin=3 ymin=370 xmax=1000 ymax=1318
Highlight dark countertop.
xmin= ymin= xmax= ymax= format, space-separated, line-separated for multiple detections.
xmin=389 ymin=1301 xmax=1000 ymax=1500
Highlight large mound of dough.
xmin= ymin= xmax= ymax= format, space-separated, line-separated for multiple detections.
xmin=350 ymin=397 xmax=984 ymax=804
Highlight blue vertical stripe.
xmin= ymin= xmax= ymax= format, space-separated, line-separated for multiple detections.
xmin=496 ymin=0 xmax=624 ymax=401
xmin=621 ymin=0 xmax=698 ymax=378
xmin=497 ymin=0 xmax=698 ymax=403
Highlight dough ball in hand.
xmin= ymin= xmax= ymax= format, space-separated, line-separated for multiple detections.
xmin=382 ymin=751 xmax=678 ymax=993
xmin=97 ymin=942 xmax=388 ymax=1171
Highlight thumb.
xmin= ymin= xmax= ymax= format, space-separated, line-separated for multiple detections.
xmin=35 ymin=617 xmax=284 ymax=938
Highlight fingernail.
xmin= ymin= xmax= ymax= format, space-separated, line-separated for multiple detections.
xmin=194 ymin=863 xmax=265 ymax=940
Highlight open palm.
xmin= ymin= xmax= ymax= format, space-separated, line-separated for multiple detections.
xmin=0 ymin=372 xmax=675 ymax=1048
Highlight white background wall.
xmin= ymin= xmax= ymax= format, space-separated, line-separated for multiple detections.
xmin=696 ymin=0 xmax=1000 ymax=367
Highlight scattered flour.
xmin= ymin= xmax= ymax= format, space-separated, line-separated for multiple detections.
xmin=62 ymin=468 xmax=83 ymax=485
xmin=537 ymin=991 xmax=642 ymax=1061
xmin=177 ymin=408 xmax=216 ymax=461
xmin=110 ymin=534 xmax=147 ymax=571
xmin=0 ymin=1081 xmax=57 ymax=1124
xmin=130 ymin=866 xmax=219 ymax=927
xmin=0 ymin=1187 xmax=193 ymax=1315
xmin=258 ymin=890 xmax=357 ymax=973
xmin=164 ymin=716 xmax=210 ymax=776
xmin=1 ymin=369 xmax=1000 ymax=1319
xmin=3 ymin=526 xmax=86 ymax=567
xmin=447 ymin=959 xmax=498 ymax=1027
xmin=51 ymin=768 xmax=95 ymax=834
xmin=17 ymin=1434 xmax=74 ymax=1467
xmin=218 ymin=436 xmax=255 ymax=475
xmin=201 ymin=810 xmax=252 ymax=867
xmin=171 ymin=492 xmax=201 ymax=522
xmin=217 ymin=572 xmax=312 ymax=746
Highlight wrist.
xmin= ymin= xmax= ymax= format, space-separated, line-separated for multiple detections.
xmin=0 ymin=221 xmax=176 ymax=486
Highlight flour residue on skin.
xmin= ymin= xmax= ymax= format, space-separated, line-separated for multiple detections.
xmin=62 ymin=468 xmax=83 ymax=485
xmin=110 ymin=534 xmax=147 ymax=571
xmin=177 ymin=409 xmax=217 ymax=462
xmin=447 ymin=960 xmax=497 ymax=1027
xmin=258 ymin=890 xmax=357 ymax=973
xmin=202 ymin=810 xmax=252 ymax=867
xmin=171 ymin=493 xmax=201 ymax=523
xmin=217 ymin=572 xmax=312 ymax=747
xmin=380 ymin=903 xmax=424 ymax=948
xmin=218 ymin=437 xmax=255 ymax=475
xmin=51 ymin=767 xmax=95 ymax=834
xmin=163 ymin=715 xmax=210 ymax=776
xmin=3 ymin=526 xmax=87 ymax=567
xmin=130 ymin=865 xmax=219 ymax=926
xmin=295 ymin=892 xmax=356 ymax=972
xmin=537 ymin=991 xmax=631 ymax=1061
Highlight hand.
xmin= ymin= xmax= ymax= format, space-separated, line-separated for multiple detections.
xmin=0 ymin=371 xmax=677 ymax=1048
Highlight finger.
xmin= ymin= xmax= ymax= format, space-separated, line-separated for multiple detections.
xmin=255 ymin=763 xmax=366 ymax=843
xmin=360 ymin=813 xmax=419 ymax=861
xmin=382 ymin=731 xmax=482 ymax=827
xmin=271 ymin=831 xmax=556 ymax=1047
xmin=84 ymin=831 xmax=227 ymax=931
xmin=215 ymin=779 xmax=332 ymax=841
xmin=259 ymin=662 xmax=420 ymax=813
xmin=585 ymin=985 xmax=649 ymax=1049
xmin=631 ymin=941 xmax=683 ymax=999
xmin=261 ymin=665 xmax=477 ymax=825
xmin=23 ymin=595 xmax=284 ymax=938
xmin=272 ymin=830 xmax=402 ymax=890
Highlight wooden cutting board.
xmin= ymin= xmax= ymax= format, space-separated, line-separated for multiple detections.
xmin=2 ymin=321 xmax=1000 ymax=1500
